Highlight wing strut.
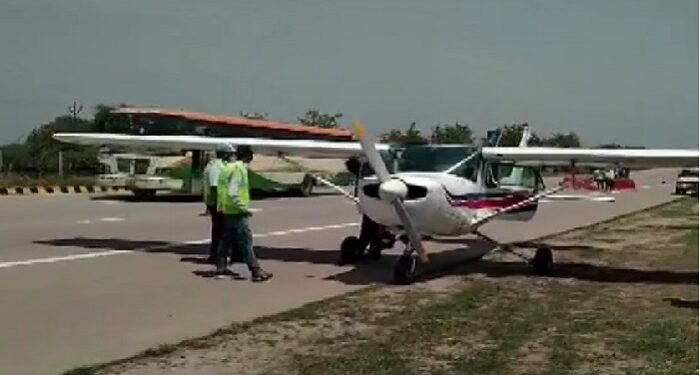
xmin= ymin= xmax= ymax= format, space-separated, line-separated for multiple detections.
xmin=470 ymin=186 xmax=565 ymax=229
xmin=276 ymin=154 xmax=359 ymax=203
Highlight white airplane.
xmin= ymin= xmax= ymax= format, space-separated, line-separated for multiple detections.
xmin=53 ymin=125 xmax=698 ymax=283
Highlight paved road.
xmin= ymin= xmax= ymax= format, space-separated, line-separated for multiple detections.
xmin=0 ymin=168 xmax=682 ymax=374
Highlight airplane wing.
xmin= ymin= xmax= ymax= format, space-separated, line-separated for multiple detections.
xmin=542 ymin=193 xmax=615 ymax=202
xmin=52 ymin=133 xmax=390 ymax=159
xmin=481 ymin=147 xmax=699 ymax=167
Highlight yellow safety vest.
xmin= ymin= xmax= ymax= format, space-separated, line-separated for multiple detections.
xmin=217 ymin=161 xmax=250 ymax=215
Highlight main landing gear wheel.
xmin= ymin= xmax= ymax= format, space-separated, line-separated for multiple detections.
xmin=531 ymin=247 xmax=553 ymax=275
xmin=339 ymin=236 xmax=365 ymax=265
xmin=393 ymin=255 xmax=417 ymax=285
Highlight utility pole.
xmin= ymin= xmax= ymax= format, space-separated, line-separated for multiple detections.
xmin=58 ymin=151 xmax=64 ymax=177
xmin=68 ymin=101 xmax=83 ymax=121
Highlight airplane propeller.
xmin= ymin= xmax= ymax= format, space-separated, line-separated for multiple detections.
xmin=352 ymin=122 xmax=429 ymax=262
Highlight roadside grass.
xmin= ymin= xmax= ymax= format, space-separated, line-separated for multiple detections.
xmin=293 ymin=282 xmax=696 ymax=375
xmin=65 ymin=198 xmax=698 ymax=375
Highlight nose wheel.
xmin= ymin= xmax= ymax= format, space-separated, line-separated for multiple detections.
xmin=393 ymin=255 xmax=417 ymax=284
xmin=393 ymin=236 xmax=419 ymax=284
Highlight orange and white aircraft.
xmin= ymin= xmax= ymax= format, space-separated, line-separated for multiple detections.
xmin=54 ymin=124 xmax=698 ymax=283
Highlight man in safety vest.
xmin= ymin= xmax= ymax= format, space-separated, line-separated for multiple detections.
xmin=202 ymin=146 xmax=234 ymax=263
xmin=215 ymin=145 xmax=273 ymax=282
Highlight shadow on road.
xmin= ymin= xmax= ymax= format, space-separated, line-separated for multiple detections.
xmin=34 ymin=237 xmax=698 ymax=288
xmin=89 ymin=190 xmax=341 ymax=203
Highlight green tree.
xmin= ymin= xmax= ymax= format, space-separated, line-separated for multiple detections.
xmin=0 ymin=142 xmax=29 ymax=173
xmin=92 ymin=104 xmax=115 ymax=132
xmin=24 ymin=116 xmax=99 ymax=174
xmin=492 ymin=124 xmax=580 ymax=148
xmin=93 ymin=103 xmax=131 ymax=133
xmin=541 ymin=132 xmax=580 ymax=148
xmin=298 ymin=109 xmax=343 ymax=128
xmin=430 ymin=122 xmax=473 ymax=144
xmin=496 ymin=124 xmax=535 ymax=146
xmin=380 ymin=122 xmax=428 ymax=145
xmin=1 ymin=103 xmax=137 ymax=175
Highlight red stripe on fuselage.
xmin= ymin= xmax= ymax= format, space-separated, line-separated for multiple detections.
xmin=450 ymin=195 xmax=532 ymax=209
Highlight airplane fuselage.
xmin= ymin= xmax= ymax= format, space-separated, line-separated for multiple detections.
xmin=357 ymin=172 xmax=538 ymax=236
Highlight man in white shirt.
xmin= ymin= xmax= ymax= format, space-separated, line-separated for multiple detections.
xmin=202 ymin=146 xmax=234 ymax=263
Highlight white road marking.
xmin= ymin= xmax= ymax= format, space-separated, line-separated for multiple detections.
xmin=0 ymin=250 xmax=132 ymax=269
xmin=254 ymin=222 xmax=358 ymax=238
xmin=0 ymin=222 xmax=360 ymax=270
xmin=76 ymin=217 xmax=126 ymax=224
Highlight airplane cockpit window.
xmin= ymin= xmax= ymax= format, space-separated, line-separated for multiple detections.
xmin=450 ymin=160 xmax=479 ymax=182
xmin=496 ymin=164 xmax=541 ymax=190
xmin=396 ymin=145 xmax=476 ymax=173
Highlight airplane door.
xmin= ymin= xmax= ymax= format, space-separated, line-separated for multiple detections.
xmin=491 ymin=163 xmax=541 ymax=221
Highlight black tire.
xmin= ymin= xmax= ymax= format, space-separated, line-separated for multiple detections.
xmin=132 ymin=189 xmax=156 ymax=200
xmin=393 ymin=255 xmax=417 ymax=285
xmin=339 ymin=236 xmax=363 ymax=265
xmin=532 ymin=247 xmax=553 ymax=276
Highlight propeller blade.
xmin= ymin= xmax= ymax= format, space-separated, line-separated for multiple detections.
xmin=391 ymin=200 xmax=429 ymax=263
xmin=352 ymin=121 xmax=391 ymax=183
xmin=353 ymin=121 xmax=427 ymax=262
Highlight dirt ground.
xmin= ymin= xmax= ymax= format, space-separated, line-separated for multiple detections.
xmin=66 ymin=198 xmax=698 ymax=375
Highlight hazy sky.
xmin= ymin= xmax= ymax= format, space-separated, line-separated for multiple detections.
xmin=0 ymin=0 xmax=697 ymax=147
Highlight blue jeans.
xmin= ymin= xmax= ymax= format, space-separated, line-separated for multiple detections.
xmin=207 ymin=204 xmax=222 ymax=260
xmin=217 ymin=215 xmax=260 ymax=272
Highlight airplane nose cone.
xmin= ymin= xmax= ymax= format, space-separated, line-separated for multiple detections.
xmin=379 ymin=179 xmax=408 ymax=201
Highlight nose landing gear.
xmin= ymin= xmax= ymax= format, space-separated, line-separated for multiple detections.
xmin=393 ymin=235 xmax=418 ymax=285
xmin=394 ymin=253 xmax=417 ymax=285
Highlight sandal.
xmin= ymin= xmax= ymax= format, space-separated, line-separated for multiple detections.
xmin=251 ymin=270 xmax=273 ymax=282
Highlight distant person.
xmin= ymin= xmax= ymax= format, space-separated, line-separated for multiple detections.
xmin=605 ymin=168 xmax=616 ymax=191
xmin=215 ymin=145 xmax=272 ymax=282
xmin=202 ymin=147 xmax=233 ymax=263
xmin=593 ymin=169 xmax=604 ymax=191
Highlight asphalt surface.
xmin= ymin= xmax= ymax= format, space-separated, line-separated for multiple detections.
xmin=0 ymin=168 xmax=684 ymax=375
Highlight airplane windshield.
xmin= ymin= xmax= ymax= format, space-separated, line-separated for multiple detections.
xmin=395 ymin=145 xmax=477 ymax=173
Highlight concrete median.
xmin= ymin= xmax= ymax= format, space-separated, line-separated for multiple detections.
xmin=0 ymin=185 xmax=128 ymax=196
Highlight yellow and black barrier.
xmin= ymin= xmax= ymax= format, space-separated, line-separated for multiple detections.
xmin=0 ymin=185 xmax=129 ymax=196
